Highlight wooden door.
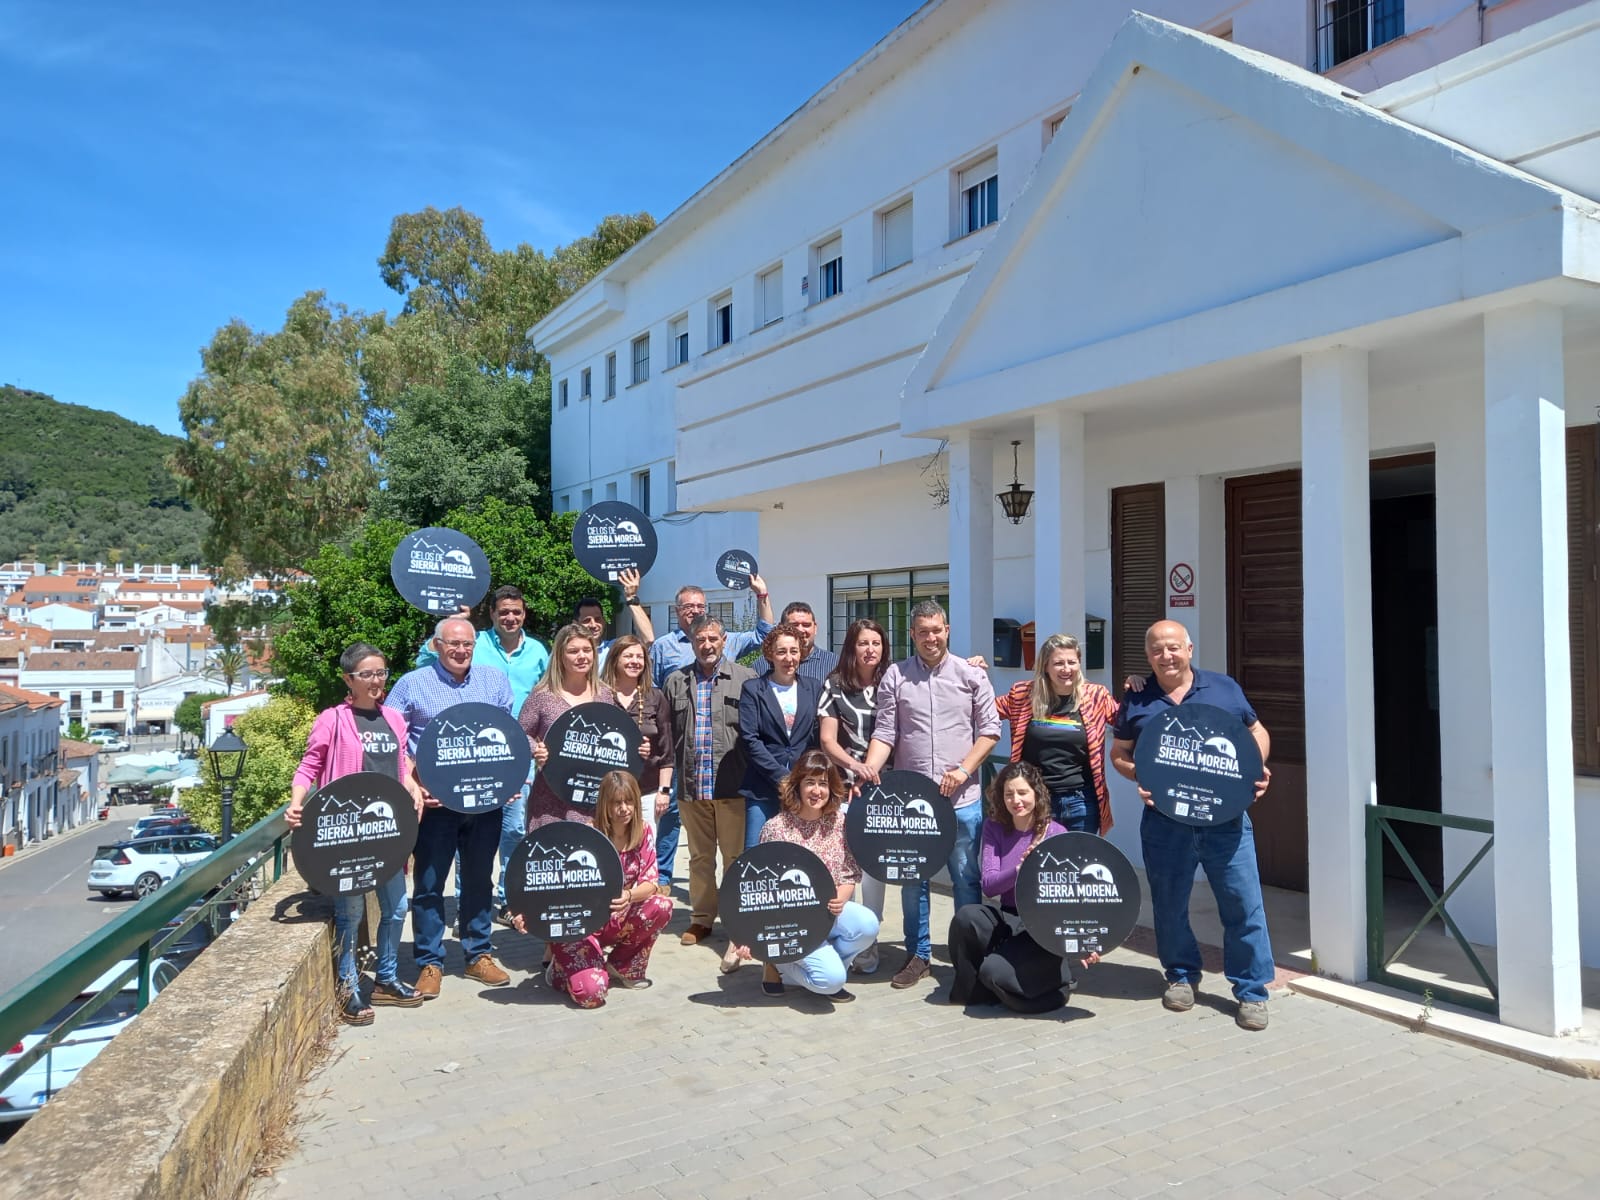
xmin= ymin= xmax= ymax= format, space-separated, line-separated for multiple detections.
xmin=1226 ymin=471 xmax=1308 ymax=891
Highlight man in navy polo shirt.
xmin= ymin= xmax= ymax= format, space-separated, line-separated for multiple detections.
xmin=1110 ymin=619 xmax=1275 ymax=1031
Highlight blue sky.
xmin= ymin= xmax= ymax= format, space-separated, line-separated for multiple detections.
xmin=0 ymin=0 xmax=920 ymax=435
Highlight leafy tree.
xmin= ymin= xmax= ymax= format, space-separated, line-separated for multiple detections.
xmin=272 ymin=499 xmax=600 ymax=709
xmin=205 ymin=597 xmax=279 ymax=650
xmin=66 ymin=721 xmax=88 ymax=742
xmin=171 ymin=292 xmax=384 ymax=579
xmin=205 ymin=647 xmax=249 ymax=693
xmin=175 ymin=692 xmax=227 ymax=738
xmin=374 ymin=354 xmax=545 ymax=526
xmin=185 ymin=695 xmax=315 ymax=834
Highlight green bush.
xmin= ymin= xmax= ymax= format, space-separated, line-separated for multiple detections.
xmin=184 ymin=696 xmax=315 ymax=834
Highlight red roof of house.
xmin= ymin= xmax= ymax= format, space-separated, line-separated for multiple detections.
xmin=201 ymin=688 xmax=271 ymax=714
xmin=0 ymin=681 xmax=64 ymax=709
xmin=59 ymin=738 xmax=101 ymax=758
xmin=23 ymin=651 xmax=139 ymax=671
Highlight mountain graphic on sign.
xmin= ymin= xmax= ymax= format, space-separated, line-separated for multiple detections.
xmin=564 ymin=713 xmax=606 ymax=736
xmin=433 ymin=717 xmax=490 ymax=739
xmin=1163 ymin=716 xmax=1208 ymax=742
xmin=320 ymin=795 xmax=365 ymax=816
xmin=410 ymin=537 xmax=450 ymax=556
xmin=1036 ymin=849 xmax=1091 ymax=872
xmin=738 ymin=860 xmax=781 ymax=882
xmin=586 ymin=515 xmax=624 ymax=529
xmin=523 ymin=839 xmax=569 ymax=860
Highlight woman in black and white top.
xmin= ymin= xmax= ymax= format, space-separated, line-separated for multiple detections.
xmin=818 ymin=617 xmax=891 ymax=973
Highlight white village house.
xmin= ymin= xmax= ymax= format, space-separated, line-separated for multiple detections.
xmin=535 ymin=0 xmax=1600 ymax=1036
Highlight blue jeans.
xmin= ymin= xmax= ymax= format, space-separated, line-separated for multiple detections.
xmin=777 ymin=901 xmax=879 ymax=994
xmin=656 ymin=784 xmax=681 ymax=887
xmin=1051 ymin=788 xmax=1095 ymax=833
xmin=744 ymin=795 xmax=779 ymax=850
xmin=495 ymin=785 xmax=531 ymax=906
xmin=1140 ymin=807 xmax=1274 ymax=1003
xmin=900 ymin=801 xmax=984 ymax=960
xmin=334 ymin=869 xmax=408 ymax=992
xmin=412 ymin=806 xmax=503 ymax=968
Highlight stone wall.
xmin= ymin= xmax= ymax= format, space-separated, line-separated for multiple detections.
xmin=0 ymin=866 xmax=334 ymax=1200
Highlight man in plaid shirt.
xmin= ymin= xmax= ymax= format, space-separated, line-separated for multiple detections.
xmin=663 ymin=616 xmax=754 ymax=949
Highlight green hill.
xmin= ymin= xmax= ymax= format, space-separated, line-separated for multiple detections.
xmin=0 ymin=385 xmax=208 ymax=565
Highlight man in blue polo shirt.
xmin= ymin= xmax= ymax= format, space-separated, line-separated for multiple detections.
xmin=388 ymin=615 xmax=517 ymax=996
xmin=1110 ymin=619 xmax=1274 ymax=1031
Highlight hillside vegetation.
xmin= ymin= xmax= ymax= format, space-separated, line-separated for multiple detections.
xmin=0 ymin=385 xmax=208 ymax=564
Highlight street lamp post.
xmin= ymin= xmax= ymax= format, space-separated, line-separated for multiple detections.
xmin=206 ymin=729 xmax=249 ymax=841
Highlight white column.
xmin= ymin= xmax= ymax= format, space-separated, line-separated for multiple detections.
xmin=1483 ymin=303 xmax=1581 ymax=1036
xmin=1300 ymin=347 xmax=1375 ymax=983
xmin=1032 ymin=411 xmax=1085 ymax=640
xmin=1162 ymin=476 xmax=1226 ymax=671
xmin=948 ymin=432 xmax=995 ymax=660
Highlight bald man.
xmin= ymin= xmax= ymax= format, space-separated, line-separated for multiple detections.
xmin=1109 ymin=620 xmax=1274 ymax=1031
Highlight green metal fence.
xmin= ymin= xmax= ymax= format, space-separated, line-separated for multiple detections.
xmin=0 ymin=804 xmax=291 ymax=1096
xmin=1365 ymin=803 xmax=1497 ymax=1015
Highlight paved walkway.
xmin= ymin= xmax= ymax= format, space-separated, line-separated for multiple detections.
xmin=255 ymin=883 xmax=1600 ymax=1200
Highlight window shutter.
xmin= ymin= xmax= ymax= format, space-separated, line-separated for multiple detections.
xmin=880 ymin=201 xmax=912 ymax=272
xmin=1111 ymin=483 xmax=1166 ymax=693
xmin=1567 ymin=425 xmax=1600 ymax=773
xmin=760 ymin=268 xmax=782 ymax=324
xmin=959 ymin=155 xmax=998 ymax=193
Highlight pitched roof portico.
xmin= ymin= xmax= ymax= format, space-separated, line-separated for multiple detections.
xmin=899 ymin=12 xmax=1600 ymax=1038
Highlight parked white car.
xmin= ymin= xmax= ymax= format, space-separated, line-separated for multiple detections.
xmin=0 ymin=957 xmax=180 ymax=1123
xmin=86 ymin=834 xmax=219 ymax=899
xmin=85 ymin=730 xmax=130 ymax=752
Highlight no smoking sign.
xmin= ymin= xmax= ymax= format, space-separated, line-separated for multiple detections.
xmin=1169 ymin=562 xmax=1195 ymax=609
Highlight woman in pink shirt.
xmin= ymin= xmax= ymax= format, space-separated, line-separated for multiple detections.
xmin=288 ymin=642 xmax=425 ymax=1026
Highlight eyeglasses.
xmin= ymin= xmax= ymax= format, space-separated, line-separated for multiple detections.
xmin=439 ymin=640 xmax=475 ymax=650
xmin=676 ymin=604 xmax=706 ymax=615
xmin=348 ymin=669 xmax=390 ymax=681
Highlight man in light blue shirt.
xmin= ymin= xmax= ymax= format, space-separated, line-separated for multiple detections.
xmin=649 ymin=580 xmax=775 ymax=687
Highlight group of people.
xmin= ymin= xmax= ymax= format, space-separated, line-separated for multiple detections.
xmin=288 ymin=568 xmax=1276 ymax=1032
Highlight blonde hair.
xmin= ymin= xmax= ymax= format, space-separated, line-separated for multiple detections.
xmin=536 ymin=623 xmax=600 ymax=697
xmin=1029 ymin=633 xmax=1084 ymax=720
xmin=594 ymin=771 xmax=644 ymax=853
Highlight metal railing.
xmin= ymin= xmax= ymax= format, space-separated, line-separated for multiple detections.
xmin=1365 ymin=803 xmax=1496 ymax=1015
xmin=1316 ymin=0 xmax=1406 ymax=71
xmin=0 ymin=804 xmax=290 ymax=1095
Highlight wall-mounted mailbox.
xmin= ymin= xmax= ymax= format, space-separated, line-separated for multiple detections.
xmin=1085 ymin=615 xmax=1106 ymax=670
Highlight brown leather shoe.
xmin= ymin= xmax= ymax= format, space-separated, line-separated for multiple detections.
xmin=680 ymin=923 xmax=713 ymax=946
xmin=465 ymin=954 xmax=511 ymax=987
xmin=890 ymin=954 xmax=931 ymax=989
xmin=415 ymin=964 xmax=442 ymax=999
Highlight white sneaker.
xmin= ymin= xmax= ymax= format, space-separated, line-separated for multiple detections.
xmin=852 ymin=943 xmax=880 ymax=975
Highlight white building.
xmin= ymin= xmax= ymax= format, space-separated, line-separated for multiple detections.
xmin=19 ymin=650 xmax=143 ymax=734
xmin=538 ymin=0 xmax=1600 ymax=1036
xmin=0 ymin=683 xmax=66 ymax=849
xmin=201 ymin=690 xmax=273 ymax=747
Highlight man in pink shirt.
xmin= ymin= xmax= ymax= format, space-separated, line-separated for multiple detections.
xmin=863 ymin=601 xmax=1000 ymax=989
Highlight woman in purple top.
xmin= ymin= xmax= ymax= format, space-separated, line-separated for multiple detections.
xmin=947 ymin=761 xmax=1074 ymax=1013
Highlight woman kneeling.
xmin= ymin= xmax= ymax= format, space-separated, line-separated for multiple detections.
xmin=948 ymin=762 xmax=1077 ymax=1014
xmin=743 ymin=750 xmax=879 ymax=1001
xmin=547 ymin=772 xmax=673 ymax=1008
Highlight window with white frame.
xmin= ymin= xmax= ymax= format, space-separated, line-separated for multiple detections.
xmin=957 ymin=153 xmax=999 ymax=236
xmin=757 ymin=265 xmax=783 ymax=326
xmin=581 ymin=487 xmax=594 ymax=510
xmin=876 ymin=198 xmax=913 ymax=274
xmin=605 ymin=352 xmax=617 ymax=398
xmin=1318 ymin=0 xmax=1403 ymax=70
xmin=633 ymin=469 xmax=651 ymax=516
xmin=605 ymin=481 xmax=618 ymax=501
xmin=828 ymin=566 xmax=950 ymax=657
xmin=580 ymin=367 xmax=591 ymax=400
xmin=558 ymin=378 xmax=569 ymax=409
xmin=560 ymin=494 xmax=570 ymax=511
xmin=709 ymin=292 xmax=733 ymax=349
xmin=813 ymin=235 xmax=842 ymax=303
xmin=669 ymin=315 xmax=688 ymax=366
xmin=630 ymin=334 xmax=649 ymax=385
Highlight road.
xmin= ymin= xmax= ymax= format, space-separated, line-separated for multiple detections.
xmin=0 ymin=807 xmax=149 ymax=992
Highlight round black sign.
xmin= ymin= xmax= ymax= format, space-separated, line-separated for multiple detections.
xmin=415 ymin=702 xmax=531 ymax=815
xmin=572 ymin=501 xmax=658 ymax=583
xmin=291 ymin=772 xmax=419 ymax=897
xmin=714 ymin=548 xmax=758 ymax=591
xmin=843 ymin=770 xmax=957 ymax=883
xmin=718 ymin=841 xmax=836 ymax=964
xmin=538 ymin=702 xmax=643 ymax=813
xmin=504 ymin=820 xmax=625 ymax=942
xmin=1016 ymin=832 xmax=1142 ymax=959
xmin=1133 ymin=702 xmax=1263 ymax=826
xmin=389 ymin=527 xmax=491 ymax=615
